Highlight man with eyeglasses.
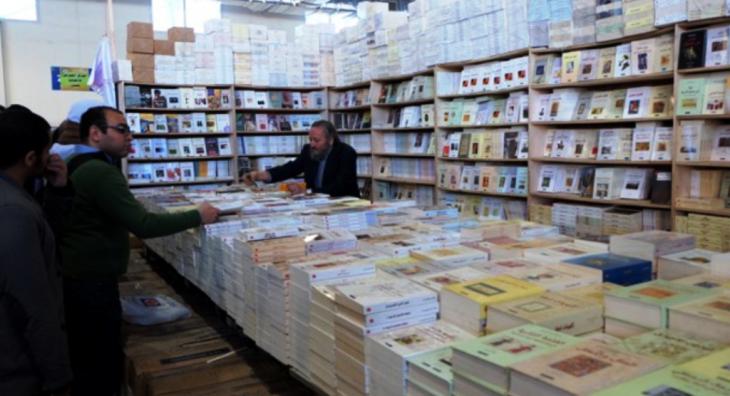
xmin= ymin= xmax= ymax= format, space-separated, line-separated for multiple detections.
xmin=58 ymin=106 xmax=219 ymax=396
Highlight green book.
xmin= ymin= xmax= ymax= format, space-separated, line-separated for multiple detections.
xmin=604 ymin=280 xmax=717 ymax=328
xmin=407 ymin=347 xmax=453 ymax=396
xmin=451 ymin=324 xmax=578 ymax=394
xmin=619 ymin=329 xmax=721 ymax=365
xmin=677 ymin=77 xmax=706 ymax=115
xmin=592 ymin=366 xmax=726 ymax=396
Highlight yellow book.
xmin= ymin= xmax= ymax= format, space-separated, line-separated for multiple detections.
xmin=440 ymin=275 xmax=545 ymax=335
xmin=561 ymin=51 xmax=581 ymax=83
xmin=672 ymin=347 xmax=730 ymax=395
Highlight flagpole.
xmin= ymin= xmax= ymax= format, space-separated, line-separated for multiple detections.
xmin=106 ymin=0 xmax=117 ymax=59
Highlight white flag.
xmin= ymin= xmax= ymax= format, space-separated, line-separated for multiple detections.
xmin=88 ymin=36 xmax=116 ymax=107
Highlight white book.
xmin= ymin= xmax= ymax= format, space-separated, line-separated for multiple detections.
xmin=654 ymin=0 xmax=688 ymax=26
xmin=703 ymin=75 xmax=726 ymax=115
xmin=631 ymin=127 xmax=655 ymax=161
xmin=548 ymin=56 xmax=562 ymax=85
xmin=573 ymin=92 xmax=594 ymax=120
xmin=151 ymin=138 xmax=167 ymax=158
xmin=254 ymin=91 xmax=269 ymax=108
xmin=241 ymin=90 xmax=256 ymax=108
xmin=651 ymin=127 xmax=673 ymax=161
xmin=217 ymin=137 xmax=232 ymax=155
xmin=631 ymin=38 xmax=655 ymax=75
xmin=180 ymin=162 xmax=195 ymax=181
xmin=620 ymin=168 xmax=652 ymax=199
xmin=534 ymin=94 xmax=552 ymax=121
xmin=579 ymin=50 xmax=600 ymax=81
xmin=655 ymin=34 xmax=675 ymax=73
xmin=334 ymin=279 xmax=437 ymax=315
xmin=166 ymin=139 xmax=180 ymax=157
xmin=538 ymin=165 xmax=559 ymax=193
xmin=216 ymin=114 xmax=232 ymax=132
xmin=711 ymin=126 xmax=730 ymax=161
xmin=614 ymin=43 xmax=632 ymax=77
xmin=623 ymin=87 xmax=652 ymax=118
xmin=572 ymin=130 xmax=598 ymax=159
xmin=679 ymin=121 xmax=703 ymax=161
xmin=593 ymin=168 xmax=626 ymax=200
xmin=557 ymin=166 xmax=581 ymax=194
xmin=459 ymin=166 xmax=479 ymax=191
xmin=548 ymin=89 xmax=581 ymax=121
xmin=551 ymin=130 xmax=576 ymax=158
xmin=516 ymin=130 xmax=529 ymax=160
xmin=587 ymin=91 xmax=611 ymax=119
xmin=514 ymin=56 xmax=529 ymax=87
xmin=126 ymin=113 xmax=141 ymax=133
xmin=598 ymin=129 xmax=633 ymax=160
xmin=705 ymin=26 xmax=730 ymax=66
xmin=447 ymin=133 xmax=462 ymax=158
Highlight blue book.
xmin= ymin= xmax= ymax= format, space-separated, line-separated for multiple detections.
xmin=563 ymin=253 xmax=652 ymax=286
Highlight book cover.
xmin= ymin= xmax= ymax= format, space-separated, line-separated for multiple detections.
xmin=631 ymin=127 xmax=654 ymax=161
xmin=598 ymin=46 xmax=617 ymax=79
xmin=672 ymin=347 xmax=730 ymax=395
xmin=703 ymin=75 xmax=726 ymax=114
xmin=623 ymin=87 xmax=651 ymax=118
xmin=651 ymin=128 xmax=673 ymax=160
xmin=334 ymin=279 xmax=437 ymax=315
xmin=588 ymin=91 xmax=611 ymax=119
xmin=710 ymin=127 xmax=730 ymax=161
xmin=561 ymin=51 xmax=581 ymax=83
xmin=678 ymin=29 xmax=707 ymax=69
xmin=578 ymin=50 xmax=599 ymax=81
xmin=572 ymin=92 xmax=594 ymax=121
xmin=442 ymin=275 xmax=545 ymax=318
xmin=127 ymin=113 xmax=141 ymax=133
xmin=631 ymin=38 xmax=655 ymax=75
xmin=679 ymin=121 xmax=703 ymax=161
xmin=614 ymin=43 xmax=632 ymax=77
xmin=607 ymin=89 xmax=628 ymax=119
xmin=654 ymin=33 xmax=675 ymax=73
xmin=648 ymin=85 xmax=673 ymax=117
xmin=620 ymin=328 xmax=722 ymax=365
xmin=705 ymin=26 xmax=729 ymax=66
xmin=620 ymin=168 xmax=652 ymax=200
xmin=593 ymin=366 xmax=726 ymax=396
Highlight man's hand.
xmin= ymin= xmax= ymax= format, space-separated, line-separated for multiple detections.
xmin=44 ymin=154 xmax=68 ymax=188
xmin=287 ymin=182 xmax=305 ymax=195
xmin=242 ymin=171 xmax=271 ymax=186
xmin=197 ymin=202 xmax=220 ymax=224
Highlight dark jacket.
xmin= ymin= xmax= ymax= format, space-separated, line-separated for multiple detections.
xmin=268 ymin=140 xmax=360 ymax=198
xmin=60 ymin=151 xmax=201 ymax=280
xmin=0 ymin=175 xmax=72 ymax=395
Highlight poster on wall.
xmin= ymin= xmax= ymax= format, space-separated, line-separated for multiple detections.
xmin=51 ymin=66 xmax=92 ymax=91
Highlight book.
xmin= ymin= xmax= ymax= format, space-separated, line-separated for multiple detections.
xmin=614 ymin=43 xmax=632 ymax=77
xmin=451 ymin=325 xmax=578 ymax=395
xmin=593 ymin=168 xmax=626 ymax=200
xmin=572 ymin=92 xmax=594 ymax=120
xmin=623 ymin=87 xmax=651 ymax=118
xmin=657 ymin=248 xmax=718 ymax=280
xmin=669 ymin=291 xmax=730 ymax=344
xmin=650 ymin=171 xmax=672 ymax=204
xmin=588 ymin=91 xmax=611 ymax=119
xmin=609 ymin=230 xmax=697 ymax=272
xmin=532 ymin=55 xmax=552 ymax=84
xmin=487 ymin=292 xmax=603 ymax=336
xmin=440 ymin=275 xmax=545 ymax=335
xmin=631 ymin=127 xmax=654 ymax=161
xmin=598 ymin=46 xmax=617 ymax=79
xmin=551 ymin=130 xmax=576 ymax=158
xmin=703 ymin=75 xmax=726 ymax=114
xmin=578 ymin=50 xmax=599 ymax=81
xmin=506 ymin=262 xmax=603 ymax=293
xmin=407 ymin=348 xmax=454 ymax=396
xmin=334 ymin=279 xmax=437 ymax=316
xmin=679 ymin=120 xmax=704 ymax=161
xmin=620 ymin=168 xmax=651 ymax=200
xmin=631 ymin=38 xmax=655 ymax=75
xmin=711 ymin=126 xmax=730 ymax=161
xmin=678 ymin=29 xmax=707 ymax=69
xmin=655 ymin=34 xmax=675 ymax=73
xmin=537 ymin=165 xmax=559 ymax=193
xmin=606 ymin=89 xmax=628 ymax=119
xmin=510 ymin=340 xmax=663 ymax=396
xmin=620 ymin=328 xmax=721 ymax=365
xmin=593 ymin=366 xmax=727 ymax=396
xmin=604 ymin=279 xmax=716 ymax=328
xmin=562 ymin=253 xmax=652 ymax=286
xmin=561 ymin=51 xmax=581 ymax=83
xmin=648 ymin=85 xmax=673 ymax=118
xmin=671 ymin=347 xmax=730 ymax=395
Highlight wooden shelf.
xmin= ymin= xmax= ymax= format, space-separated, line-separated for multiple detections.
xmin=128 ymin=156 xmax=233 ymax=162
xmin=530 ymin=26 xmax=673 ymax=54
xmin=373 ymin=176 xmax=435 ymax=186
xmin=371 ymin=69 xmax=434 ymax=83
xmin=234 ymin=84 xmax=324 ymax=91
xmin=126 ymin=107 xmax=231 ymax=113
xmin=132 ymin=132 xmax=231 ymax=137
xmin=372 ymin=126 xmax=436 ymax=131
xmin=337 ymin=128 xmax=371 ymax=133
xmin=530 ymin=72 xmax=672 ymax=89
xmin=678 ymin=16 xmax=730 ymax=30
xmin=438 ymin=157 xmax=527 ymax=163
xmin=330 ymin=81 xmax=370 ymax=90
xmin=124 ymin=82 xmax=231 ymax=88
xmin=675 ymin=161 xmax=730 ymax=168
xmin=677 ymin=64 xmax=730 ymax=74
xmin=329 ymin=105 xmax=372 ymax=111
xmin=530 ymin=157 xmax=672 ymax=166
xmin=357 ymin=152 xmax=372 ymax=155
xmin=129 ymin=178 xmax=234 ymax=188
xmin=438 ymin=123 xmax=528 ymax=129
xmin=372 ymin=152 xmax=434 ymax=158
xmin=438 ymin=48 xmax=530 ymax=68
xmin=372 ymin=98 xmax=434 ymax=107
xmin=239 ymin=153 xmax=300 ymax=157
xmin=235 ymin=108 xmax=324 ymax=113
xmin=531 ymin=117 xmax=672 ymax=126
xmin=675 ymin=205 xmax=730 ymax=217
xmin=237 ymin=131 xmax=309 ymax=135
xmin=676 ymin=114 xmax=730 ymax=120
xmin=437 ymin=85 xmax=528 ymax=99
xmin=530 ymin=192 xmax=671 ymax=209
xmin=357 ymin=174 xmax=373 ymax=178
xmin=438 ymin=187 xmax=527 ymax=198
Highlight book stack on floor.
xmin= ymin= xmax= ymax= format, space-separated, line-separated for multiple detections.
xmin=333 ymin=279 xmax=439 ymax=396
xmin=406 ymin=347 xmax=454 ymax=396
xmin=618 ymin=328 xmax=722 ymax=366
xmin=668 ymin=290 xmax=730 ymax=343
xmin=450 ymin=325 xmax=579 ymax=396
xmin=486 ymin=292 xmax=604 ymax=336
xmin=509 ymin=340 xmax=664 ymax=396
xmin=412 ymin=267 xmax=490 ymax=293
xmin=440 ymin=275 xmax=545 ymax=336
xmin=609 ymin=231 xmax=696 ymax=275
xmin=603 ymin=280 xmax=717 ymax=338
xmin=506 ymin=262 xmax=603 ymax=292
xmin=656 ymin=248 xmax=720 ymax=280
xmin=522 ymin=240 xmax=607 ymax=265
xmin=364 ymin=321 xmax=473 ymax=396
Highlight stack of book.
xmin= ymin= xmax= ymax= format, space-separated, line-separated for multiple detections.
xmin=656 ymin=248 xmax=720 ymax=280
xmin=481 ymin=235 xmax=572 ymax=260
xmin=333 ymin=279 xmax=439 ymax=396
xmin=374 ymin=256 xmax=447 ymax=280
xmin=509 ymin=340 xmax=664 ymax=395
xmin=603 ymin=280 xmax=716 ymax=337
xmin=450 ymin=325 xmax=579 ymax=396
xmin=411 ymin=267 xmax=490 ymax=293
xmin=440 ymin=275 xmax=545 ymax=336
xmin=529 ymin=204 xmax=553 ymax=226
xmin=304 ymin=207 xmax=379 ymax=231
xmin=562 ymin=252 xmax=653 ymax=286
xmin=619 ymin=328 xmax=722 ymax=365
xmin=364 ymin=321 xmax=473 ymax=396
xmin=523 ymin=240 xmax=608 ymax=265
xmin=593 ymin=366 xmax=725 ymax=396
xmin=686 ymin=213 xmax=730 ymax=252
xmin=486 ymin=292 xmax=604 ymax=335
xmin=410 ymin=245 xmax=490 ymax=268
xmin=609 ymin=230 xmax=696 ymax=274
xmin=668 ymin=291 xmax=730 ymax=344
xmin=406 ymin=347 xmax=454 ymax=396
xmin=506 ymin=262 xmax=603 ymax=292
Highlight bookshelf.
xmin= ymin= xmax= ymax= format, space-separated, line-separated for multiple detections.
xmin=370 ymin=71 xmax=437 ymax=205
xmin=526 ymin=26 xmax=678 ymax=236
xmin=118 ymin=82 xmax=238 ymax=188
xmin=673 ymin=17 xmax=730 ymax=236
xmin=432 ymin=49 xmax=531 ymax=218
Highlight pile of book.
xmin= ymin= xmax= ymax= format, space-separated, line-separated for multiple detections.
xmin=439 ymin=193 xmax=527 ymax=220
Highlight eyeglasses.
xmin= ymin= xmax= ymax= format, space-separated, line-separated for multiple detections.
xmin=100 ymin=123 xmax=131 ymax=135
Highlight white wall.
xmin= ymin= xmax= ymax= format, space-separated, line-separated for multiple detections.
xmin=0 ymin=0 xmax=304 ymax=125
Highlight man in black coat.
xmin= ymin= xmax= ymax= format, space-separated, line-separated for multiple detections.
xmin=243 ymin=120 xmax=360 ymax=198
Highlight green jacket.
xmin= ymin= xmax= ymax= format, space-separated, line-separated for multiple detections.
xmin=61 ymin=153 xmax=200 ymax=280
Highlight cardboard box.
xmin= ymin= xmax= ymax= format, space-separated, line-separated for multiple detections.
xmin=128 ymin=53 xmax=154 ymax=69
xmin=128 ymin=38 xmax=154 ymax=54
xmin=127 ymin=22 xmax=153 ymax=39
xmin=153 ymin=40 xmax=175 ymax=56
xmin=168 ymin=27 xmax=195 ymax=42
xmin=133 ymin=68 xmax=155 ymax=84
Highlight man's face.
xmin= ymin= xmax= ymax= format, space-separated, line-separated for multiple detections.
xmin=309 ymin=126 xmax=333 ymax=161
xmin=97 ymin=110 xmax=133 ymax=158
xmin=29 ymin=143 xmax=51 ymax=177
